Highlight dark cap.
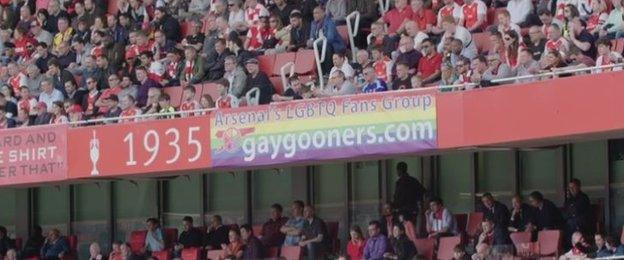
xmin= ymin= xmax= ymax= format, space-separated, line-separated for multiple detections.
xmin=245 ymin=58 xmax=259 ymax=65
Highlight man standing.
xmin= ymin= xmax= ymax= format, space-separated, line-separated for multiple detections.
xmin=393 ymin=162 xmax=427 ymax=219
xmin=261 ymin=204 xmax=288 ymax=247
xmin=564 ymin=179 xmax=592 ymax=238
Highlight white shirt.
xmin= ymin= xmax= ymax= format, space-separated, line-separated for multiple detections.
xmin=330 ymin=62 xmax=355 ymax=79
xmin=507 ymin=0 xmax=534 ymax=24
xmin=38 ymin=89 xmax=64 ymax=112
xmin=437 ymin=25 xmax=477 ymax=59
xmin=437 ymin=2 xmax=463 ymax=25
xmin=414 ymin=32 xmax=429 ymax=50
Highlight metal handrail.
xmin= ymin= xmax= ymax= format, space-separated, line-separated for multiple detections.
xmin=11 ymin=64 xmax=624 ymax=129
xmin=280 ymin=61 xmax=295 ymax=91
xmin=313 ymin=36 xmax=328 ymax=89
xmin=491 ymin=63 xmax=624 ymax=84
xmin=367 ymin=33 xmax=374 ymax=45
xmin=245 ymin=87 xmax=260 ymax=106
xmin=346 ymin=11 xmax=361 ymax=62
xmin=378 ymin=0 xmax=390 ymax=15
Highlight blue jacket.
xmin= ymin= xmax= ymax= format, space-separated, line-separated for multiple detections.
xmin=41 ymin=237 xmax=70 ymax=258
xmin=310 ymin=16 xmax=346 ymax=53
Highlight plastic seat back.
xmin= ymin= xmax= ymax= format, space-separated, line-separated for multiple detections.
xmin=280 ymin=246 xmax=302 ymax=260
xmin=538 ymin=230 xmax=562 ymax=257
xmin=466 ymin=212 xmax=484 ymax=238
xmin=414 ymin=238 xmax=435 ymax=260
xmin=438 ymin=236 xmax=461 ymax=260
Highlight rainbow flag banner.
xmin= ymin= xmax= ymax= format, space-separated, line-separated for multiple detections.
xmin=210 ymin=89 xmax=438 ymax=168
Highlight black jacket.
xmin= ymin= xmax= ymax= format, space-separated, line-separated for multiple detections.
xmin=155 ymin=15 xmax=182 ymax=42
xmin=510 ymin=203 xmax=535 ymax=232
xmin=532 ymin=199 xmax=564 ymax=231
xmin=289 ymin=23 xmax=311 ymax=51
xmin=390 ymin=235 xmax=417 ymax=260
xmin=204 ymin=225 xmax=229 ymax=249
xmin=479 ymin=201 xmax=511 ymax=228
xmin=244 ymin=72 xmax=275 ymax=105
xmin=179 ymin=227 xmax=204 ymax=248
xmin=564 ymin=191 xmax=592 ymax=233
xmin=393 ymin=175 xmax=426 ymax=214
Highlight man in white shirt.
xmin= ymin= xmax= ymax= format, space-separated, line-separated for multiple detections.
xmin=329 ymin=53 xmax=355 ymax=80
xmin=38 ymin=79 xmax=64 ymax=112
xmin=507 ymin=0 xmax=534 ymax=25
xmin=437 ymin=16 xmax=478 ymax=59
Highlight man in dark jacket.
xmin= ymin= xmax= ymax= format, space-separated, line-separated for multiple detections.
xmin=205 ymin=39 xmax=231 ymax=81
xmin=287 ymin=11 xmax=310 ymax=52
xmin=479 ymin=193 xmax=511 ymax=228
xmin=204 ymin=215 xmax=229 ymax=250
xmin=22 ymin=226 xmax=45 ymax=258
xmin=528 ymin=191 xmax=564 ymax=231
xmin=174 ymin=216 xmax=203 ymax=257
xmin=153 ymin=7 xmax=181 ymax=42
xmin=393 ymin=162 xmax=427 ymax=219
xmin=243 ymin=58 xmax=275 ymax=105
xmin=41 ymin=229 xmax=70 ymax=260
xmin=564 ymin=179 xmax=592 ymax=243
xmin=240 ymin=224 xmax=264 ymax=259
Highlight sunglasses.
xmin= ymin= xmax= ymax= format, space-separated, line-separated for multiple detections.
xmin=504 ymin=37 xmax=511 ymax=41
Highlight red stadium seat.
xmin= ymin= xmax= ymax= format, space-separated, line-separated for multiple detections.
xmin=404 ymin=220 xmax=417 ymax=243
xmin=438 ymin=236 xmax=461 ymax=260
xmin=466 ymin=212 xmax=484 ymax=238
xmin=270 ymin=76 xmax=285 ymax=95
xmin=152 ymin=250 xmax=170 ymax=260
xmin=294 ymin=49 xmax=317 ymax=75
xmin=337 ymin=25 xmax=349 ymax=45
xmin=265 ymin=247 xmax=279 ymax=257
xmin=538 ymin=230 xmax=562 ymax=257
xmin=15 ymin=237 xmax=22 ymax=250
xmin=621 ymin=226 xmax=624 ymax=245
xmin=202 ymin=83 xmax=222 ymax=101
xmin=510 ymin=232 xmax=533 ymax=255
xmin=252 ymin=225 xmax=263 ymax=237
xmin=193 ymin=84 xmax=204 ymax=102
xmin=130 ymin=230 xmax=147 ymax=254
xmin=326 ymin=221 xmax=340 ymax=254
xmin=257 ymin=55 xmax=275 ymax=76
xmin=272 ymin=52 xmax=296 ymax=77
xmin=473 ymin=32 xmax=493 ymax=54
xmin=454 ymin=213 xmax=467 ymax=234
xmin=206 ymin=250 xmax=225 ymax=260
xmin=163 ymin=87 xmax=184 ymax=108
xmin=413 ymin=238 xmax=435 ymax=260
xmin=181 ymin=248 xmax=202 ymax=260
xmin=180 ymin=22 xmax=192 ymax=38
xmin=108 ymin=0 xmax=119 ymax=14
xmin=612 ymin=39 xmax=624 ymax=54
xmin=164 ymin=228 xmax=178 ymax=249
xmin=68 ymin=235 xmax=77 ymax=251
xmin=280 ymin=246 xmax=302 ymax=260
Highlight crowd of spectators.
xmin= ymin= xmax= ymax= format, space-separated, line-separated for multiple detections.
xmin=1 ymin=163 xmax=624 ymax=260
xmin=0 ymin=0 xmax=623 ymax=129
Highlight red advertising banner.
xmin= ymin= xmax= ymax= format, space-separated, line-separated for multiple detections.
xmin=68 ymin=116 xmax=211 ymax=178
xmin=0 ymin=125 xmax=68 ymax=186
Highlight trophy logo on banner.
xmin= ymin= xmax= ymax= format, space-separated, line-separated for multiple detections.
xmin=90 ymin=130 xmax=100 ymax=176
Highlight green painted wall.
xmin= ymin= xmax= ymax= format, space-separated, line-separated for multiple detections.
xmin=113 ymin=180 xmax=157 ymax=241
xmin=252 ymin=168 xmax=294 ymax=224
xmin=164 ymin=175 xmax=202 ymax=227
xmin=0 ymin=188 xmax=16 ymax=236
xmin=34 ymin=186 xmax=69 ymax=232
xmin=351 ymin=161 xmax=380 ymax=230
xmin=438 ymin=152 xmax=474 ymax=213
xmin=73 ymin=182 xmax=110 ymax=260
xmin=208 ymin=171 xmax=246 ymax=224
xmin=520 ymin=149 xmax=560 ymax=202
xmin=477 ymin=151 xmax=514 ymax=206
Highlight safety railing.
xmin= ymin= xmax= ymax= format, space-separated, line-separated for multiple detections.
xmin=378 ymin=0 xmax=390 ymax=15
xmin=10 ymin=63 xmax=624 ymax=130
xmin=346 ymin=11 xmax=361 ymax=62
xmin=491 ymin=63 xmax=624 ymax=84
xmin=596 ymin=256 xmax=624 ymax=260
xmin=280 ymin=61 xmax=295 ymax=91
xmin=313 ymin=36 xmax=328 ymax=89
xmin=245 ymin=87 xmax=260 ymax=106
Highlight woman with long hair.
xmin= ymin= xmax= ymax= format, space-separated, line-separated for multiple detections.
xmin=587 ymin=0 xmax=608 ymax=35
xmin=49 ymin=101 xmax=68 ymax=124
xmin=502 ymin=30 xmax=523 ymax=68
xmin=346 ymin=225 xmax=366 ymax=260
